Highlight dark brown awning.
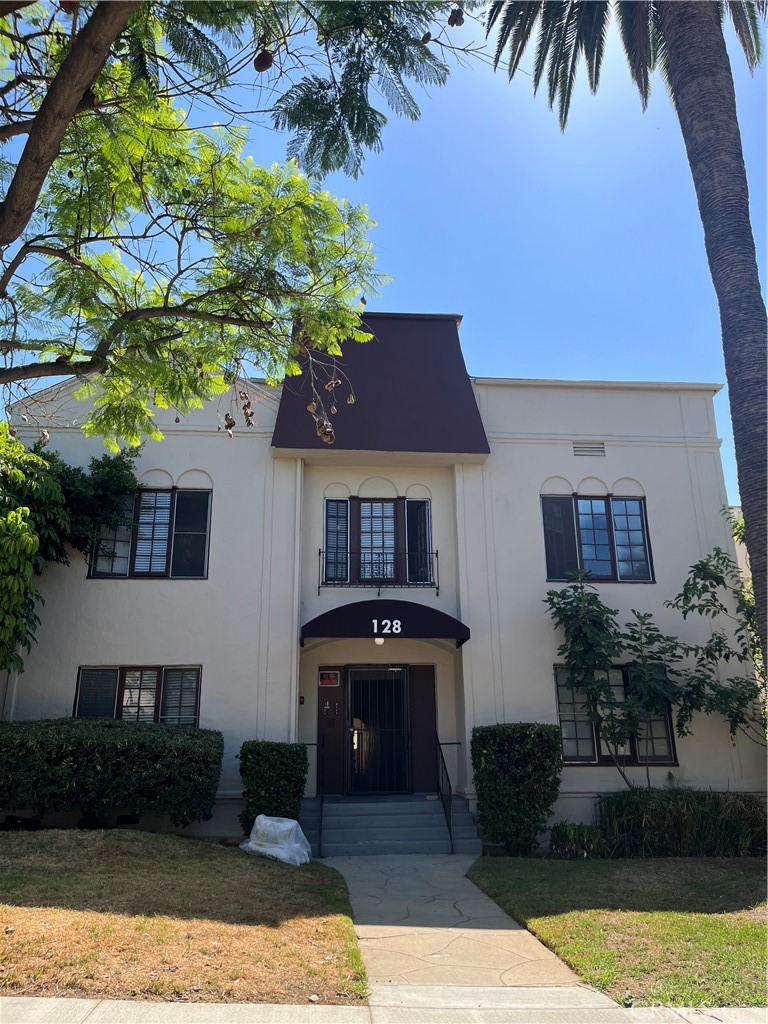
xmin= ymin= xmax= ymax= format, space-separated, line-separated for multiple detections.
xmin=300 ymin=599 xmax=470 ymax=647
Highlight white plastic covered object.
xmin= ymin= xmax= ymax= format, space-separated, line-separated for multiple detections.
xmin=239 ymin=814 xmax=312 ymax=866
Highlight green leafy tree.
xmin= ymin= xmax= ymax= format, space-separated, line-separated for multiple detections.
xmin=547 ymin=548 xmax=766 ymax=788
xmin=666 ymin=545 xmax=765 ymax=748
xmin=486 ymin=0 xmax=767 ymax=655
xmin=0 ymin=2 xmax=467 ymax=441
xmin=0 ymin=422 xmax=139 ymax=673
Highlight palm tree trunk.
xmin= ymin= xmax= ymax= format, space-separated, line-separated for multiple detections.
xmin=658 ymin=2 xmax=767 ymax=654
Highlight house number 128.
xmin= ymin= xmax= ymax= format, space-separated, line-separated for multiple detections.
xmin=372 ymin=619 xmax=402 ymax=634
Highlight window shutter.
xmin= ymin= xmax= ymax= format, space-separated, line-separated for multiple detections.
xmin=121 ymin=669 xmax=159 ymax=722
xmin=324 ymin=499 xmax=349 ymax=582
xmin=160 ymin=668 xmax=200 ymax=726
xmin=406 ymin=499 xmax=431 ymax=583
xmin=133 ymin=492 xmax=172 ymax=573
xmin=171 ymin=491 xmax=210 ymax=578
xmin=76 ymin=669 xmax=119 ymax=718
xmin=360 ymin=500 xmax=395 ymax=579
xmin=542 ymin=496 xmax=579 ymax=579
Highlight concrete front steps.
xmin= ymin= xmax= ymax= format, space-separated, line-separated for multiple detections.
xmin=299 ymin=793 xmax=482 ymax=857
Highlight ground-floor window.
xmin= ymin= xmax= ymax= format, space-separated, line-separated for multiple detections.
xmin=74 ymin=666 xmax=201 ymax=726
xmin=554 ymin=666 xmax=675 ymax=765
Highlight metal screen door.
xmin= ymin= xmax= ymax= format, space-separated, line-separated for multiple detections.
xmin=348 ymin=667 xmax=410 ymax=794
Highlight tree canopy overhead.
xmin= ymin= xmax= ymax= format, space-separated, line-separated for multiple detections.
xmin=0 ymin=1 xmax=466 ymax=441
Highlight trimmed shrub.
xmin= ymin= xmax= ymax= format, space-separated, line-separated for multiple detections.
xmin=549 ymin=822 xmax=609 ymax=859
xmin=471 ymin=723 xmax=563 ymax=855
xmin=0 ymin=718 xmax=223 ymax=828
xmin=238 ymin=740 xmax=308 ymax=834
xmin=597 ymin=787 xmax=767 ymax=858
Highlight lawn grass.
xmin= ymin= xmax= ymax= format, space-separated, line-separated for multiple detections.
xmin=0 ymin=829 xmax=366 ymax=1004
xmin=468 ymin=857 xmax=766 ymax=1007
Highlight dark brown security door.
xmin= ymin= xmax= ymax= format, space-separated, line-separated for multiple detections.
xmin=349 ymin=667 xmax=409 ymax=794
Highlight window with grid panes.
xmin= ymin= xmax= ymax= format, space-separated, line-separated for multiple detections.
xmin=541 ymin=495 xmax=653 ymax=582
xmin=323 ymin=497 xmax=432 ymax=585
xmin=554 ymin=666 xmax=674 ymax=765
xmin=74 ymin=667 xmax=201 ymax=726
xmin=90 ymin=489 xmax=211 ymax=579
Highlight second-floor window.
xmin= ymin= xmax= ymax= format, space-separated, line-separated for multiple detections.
xmin=90 ymin=489 xmax=211 ymax=579
xmin=541 ymin=495 xmax=653 ymax=582
xmin=324 ymin=497 xmax=432 ymax=585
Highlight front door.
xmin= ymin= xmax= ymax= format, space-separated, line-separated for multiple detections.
xmin=348 ymin=667 xmax=410 ymax=794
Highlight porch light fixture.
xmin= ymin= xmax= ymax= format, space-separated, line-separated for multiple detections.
xmin=374 ymin=637 xmax=385 ymax=646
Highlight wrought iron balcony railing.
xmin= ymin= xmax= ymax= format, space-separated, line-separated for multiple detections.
xmin=318 ymin=549 xmax=439 ymax=596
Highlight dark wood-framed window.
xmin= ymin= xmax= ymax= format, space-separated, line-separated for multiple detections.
xmin=90 ymin=489 xmax=211 ymax=579
xmin=542 ymin=495 xmax=653 ymax=582
xmin=74 ymin=666 xmax=201 ymax=726
xmin=323 ymin=497 xmax=432 ymax=585
xmin=554 ymin=666 xmax=676 ymax=765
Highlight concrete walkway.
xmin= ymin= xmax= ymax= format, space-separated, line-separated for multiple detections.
xmin=324 ymin=854 xmax=579 ymax=987
xmin=0 ymin=995 xmax=764 ymax=1023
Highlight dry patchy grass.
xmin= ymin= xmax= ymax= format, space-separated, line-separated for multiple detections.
xmin=0 ymin=829 xmax=366 ymax=1004
xmin=469 ymin=857 xmax=767 ymax=1007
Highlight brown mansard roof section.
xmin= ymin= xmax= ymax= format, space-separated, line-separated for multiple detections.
xmin=271 ymin=312 xmax=490 ymax=457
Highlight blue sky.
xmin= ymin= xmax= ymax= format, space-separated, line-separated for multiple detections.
xmin=243 ymin=18 xmax=766 ymax=503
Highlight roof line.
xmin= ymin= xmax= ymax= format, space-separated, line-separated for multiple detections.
xmin=471 ymin=377 xmax=722 ymax=393
xmin=362 ymin=311 xmax=463 ymax=322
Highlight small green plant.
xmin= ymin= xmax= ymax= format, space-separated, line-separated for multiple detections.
xmin=597 ymin=787 xmax=767 ymax=857
xmin=471 ymin=723 xmax=563 ymax=855
xmin=238 ymin=740 xmax=309 ymax=833
xmin=549 ymin=822 xmax=609 ymax=859
xmin=0 ymin=718 xmax=223 ymax=828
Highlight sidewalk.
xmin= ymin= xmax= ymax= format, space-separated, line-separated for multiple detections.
xmin=0 ymin=994 xmax=764 ymax=1023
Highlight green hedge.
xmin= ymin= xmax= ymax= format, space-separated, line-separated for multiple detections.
xmin=238 ymin=740 xmax=308 ymax=834
xmin=549 ymin=822 xmax=609 ymax=859
xmin=597 ymin=787 xmax=767 ymax=857
xmin=471 ymin=723 xmax=563 ymax=855
xmin=0 ymin=718 xmax=223 ymax=828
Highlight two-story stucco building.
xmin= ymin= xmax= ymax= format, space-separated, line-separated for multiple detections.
xmin=4 ymin=312 xmax=763 ymax=844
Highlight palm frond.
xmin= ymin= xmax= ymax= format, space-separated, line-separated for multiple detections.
xmin=649 ymin=4 xmax=672 ymax=97
xmin=532 ymin=2 xmax=568 ymax=95
xmin=581 ymin=1 xmax=610 ymax=92
xmin=487 ymin=1 xmax=611 ymax=127
xmin=725 ymin=1 xmax=764 ymax=68
xmin=487 ymin=1 xmax=543 ymax=76
xmin=617 ymin=0 xmax=653 ymax=107
xmin=549 ymin=3 xmax=580 ymax=126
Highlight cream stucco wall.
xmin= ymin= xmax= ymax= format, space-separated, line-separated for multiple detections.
xmin=6 ymin=373 xmax=764 ymax=836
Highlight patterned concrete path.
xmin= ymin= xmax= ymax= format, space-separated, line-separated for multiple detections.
xmin=325 ymin=855 xmax=580 ymax=988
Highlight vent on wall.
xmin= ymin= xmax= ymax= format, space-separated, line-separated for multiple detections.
xmin=573 ymin=441 xmax=606 ymax=457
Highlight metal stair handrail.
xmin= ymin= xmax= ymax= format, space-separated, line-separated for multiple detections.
xmin=436 ymin=736 xmax=455 ymax=854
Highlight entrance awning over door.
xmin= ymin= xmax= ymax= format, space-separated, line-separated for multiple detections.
xmin=300 ymin=599 xmax=470 ymax=648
